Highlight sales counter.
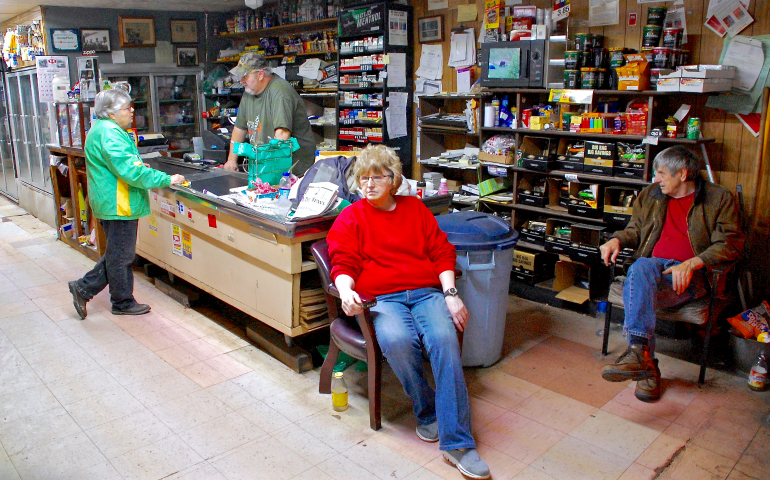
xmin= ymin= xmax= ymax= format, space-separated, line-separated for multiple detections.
xmin=50 ymin=150 xmax=451 ymax=338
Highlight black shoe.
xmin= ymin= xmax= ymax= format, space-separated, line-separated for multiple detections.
xmin=68 ymin=281 xmax=87 ymax=320
xmin=111 ymin=304 xmax=151 ymax=315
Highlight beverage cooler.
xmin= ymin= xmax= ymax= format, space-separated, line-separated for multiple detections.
xmin=4 ymin=66 xmax=54 ymax=197
xmin=0 ymin=59 xmax=17 ymax=200
xmin=100 ymin=64 xmax=204 ymax=157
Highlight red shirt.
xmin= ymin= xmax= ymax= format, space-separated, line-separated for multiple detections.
xmin=326 ymin=196 xmax=457 ymax=297
xmin=652 ymin=192 xmax=696 ymax=262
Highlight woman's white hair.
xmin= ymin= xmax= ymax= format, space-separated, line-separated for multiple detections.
xmin=94 ymin=89 xmax=132 ymax=119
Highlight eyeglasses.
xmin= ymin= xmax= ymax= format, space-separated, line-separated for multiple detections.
xmin=359 ymin=175 xmax=393 ymax=185
xmin=119 ymin=105 xmax=133 ymax=112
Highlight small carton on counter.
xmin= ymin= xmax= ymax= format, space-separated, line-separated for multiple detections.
xmin=569 ymin=223 xmax=606 ymax=264
xmin=479 ymin=150 xmax=516 ymax=165
xmin=544 ymin=218 xmax=573 ymax=255
xmin=583 ymin=141 xmax=616 ymax=176
xmin=553 ymin=138 xmax=584 ymax=172
xmin=517 ymin=136 xmax=555 ymax=171
xmin=567 ymin=182 xmax=603 ymax=218
xmin=603 ymin=186 xmax=637 ymax=225
xmin=617 ymin=53 xmax=650 ymax=91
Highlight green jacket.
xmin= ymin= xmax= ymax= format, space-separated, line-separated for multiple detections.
xmin=85 ymin=118 xmax=171 ymax=220
xmin=613 ymin=177 xmax=745 ymax=273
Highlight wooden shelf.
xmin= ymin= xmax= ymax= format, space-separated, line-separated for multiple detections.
xmin=480 ymin=127 xmax=716 ymax=144
xmin=508 ymin=203 xmax=606 ymax=225
xmin=213 ymin=18 xmax=338 ymax=40
xmin=508 ymin=167 xmax=650 ymax=187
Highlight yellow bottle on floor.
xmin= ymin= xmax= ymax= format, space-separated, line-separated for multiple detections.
xmin=331 ymin=371 xmax=348 ymax=411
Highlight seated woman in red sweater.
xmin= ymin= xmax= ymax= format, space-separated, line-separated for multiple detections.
xmin=326 ymin=145 xmax=490 ymax=480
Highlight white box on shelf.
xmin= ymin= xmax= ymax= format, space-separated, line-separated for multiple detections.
xmin=679 ymin=77 xmax=733 ymax=93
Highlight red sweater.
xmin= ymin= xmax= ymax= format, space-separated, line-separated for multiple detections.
xmin=652 ymin=192 xmax=696 ymax=262
xmin=326 ymin=196 xmax=457 ymax=297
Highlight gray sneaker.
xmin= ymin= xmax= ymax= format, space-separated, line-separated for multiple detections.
xmin=415 ymin=421 xmax=438 ymax=442
xmin=443 ymin=448 xmax=490 ymax=480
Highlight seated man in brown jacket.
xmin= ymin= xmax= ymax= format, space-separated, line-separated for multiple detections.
xmin=599 ymin=146 xmax=744 ymax=401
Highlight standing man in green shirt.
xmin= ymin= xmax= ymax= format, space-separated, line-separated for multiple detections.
xmin=224 ymin=53 xmax=315 ymax=176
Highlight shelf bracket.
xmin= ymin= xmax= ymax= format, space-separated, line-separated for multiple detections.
xmin=700 ymin=143 xmax=715 ymax=183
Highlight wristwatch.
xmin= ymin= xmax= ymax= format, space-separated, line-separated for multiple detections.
xmin=444 ymin=287 xmax=459 ymax=298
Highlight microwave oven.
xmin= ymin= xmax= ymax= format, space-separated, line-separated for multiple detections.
xmin=480 ymin=40 xmax=552 ymax=88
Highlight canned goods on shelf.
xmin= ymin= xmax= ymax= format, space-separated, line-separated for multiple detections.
xmin=687 ymin=117 xmax=701 ymax=140
xmin=642 ymin=25 xmax=663 ymax=49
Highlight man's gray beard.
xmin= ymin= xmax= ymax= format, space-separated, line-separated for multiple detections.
xmin=244 ymin=87 xmax=255 ymax=95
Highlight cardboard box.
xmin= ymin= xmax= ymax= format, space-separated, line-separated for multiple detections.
xmin=478 ymin=177 xmax=510 ymax=196
xmin=479 ymin=151 xmax=516 ymax=165
xmin=513 ymin=248 xmax=557 ymax=272
xmin=568 ymin=223 xmax=605 ymax=264
xmin=546 ymin=177 xmax=570 ymax=210
xmin=603 ymin=186 xmax=637 ymax=225
xmin=544 ymin=218 xmax=573 ymax=255
xmin=567 ymin=182 xmax=603 ymax=218
xmin=680 ymin=77 xmax=733 ymax=93
xmin=676 ymin=65 xmax=736 ymax=79
xmin=583 ymin=141 xmax=616 ymax=177
xmin=445 ymin=179 xmax=462 ymax=192
xmin=511 ymin=268 xmax=554 ymax=285
xmin=516 ymin=178 xmax=548 ymax=208
xmin=553 ymin=138 xmax=584 ymax=172
xmin=517 ymin=136 xmax=555 ymax=171
xmin=617 ymin=54 xmax=650 ymax=91
xmin=614 ymin=143 xmax=646 ymax=179
xmin=656 ymin=76 xmax=680 ymax=92
xmin=517 ymin=218 xmax=547 ymax=245
xmin=552 ymin=260 xmax=608 ymax=304
xmin=616 ymin=247 xmax=636 ymax=265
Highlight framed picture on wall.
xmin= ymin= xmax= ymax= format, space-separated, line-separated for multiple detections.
xmin=418 ymin=15 xmax=443 ymax=43
xmin=175 ymin=46 xmax=199 ymax=67
xmin=81 ymin=29 xmax=111 ymax=52
xmin=170 ymin=20 xmax=198 ymax=44
xmin=50 ymin=29 xmax=81 ymax=52
xmin=118 ymin=16 xmax=156 ymax=47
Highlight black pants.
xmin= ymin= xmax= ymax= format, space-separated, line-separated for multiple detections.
xmin=75 ymin=219 xmax=138 ymax=311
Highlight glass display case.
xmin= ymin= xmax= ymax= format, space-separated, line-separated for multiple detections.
xmin=101 ymin=64 xmax=204 ymax=158
xmin=55 ymin=102 xmax=93 ymax=148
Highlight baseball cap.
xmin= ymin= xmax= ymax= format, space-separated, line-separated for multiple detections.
xmin=229 ymin=52 xmax=268 ymax=81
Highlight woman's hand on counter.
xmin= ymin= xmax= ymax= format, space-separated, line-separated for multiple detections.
xmin=169 ymin=174 xmax=186 ymax=185
xmin=223 ymin=160 xmax=238 ymax=171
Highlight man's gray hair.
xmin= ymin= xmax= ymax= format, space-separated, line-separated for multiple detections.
xmin=652 ymin=146 xmax=701 ymax=180
xmin=94 ymin=89 xmax=132 ymax=119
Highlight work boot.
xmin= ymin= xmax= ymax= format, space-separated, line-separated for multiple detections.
xmin=416 ymin=421 xmax=439 ymax=442
xmin=443 ymin=449 xmax=490 ymax=480
xmin=635 ymin=359 xmax=661 ymax=402
xmin=111 ymin=303 xmax=151 ymax=315
xmin=68 ymin=281 xmax=88 ymax=320
xmin=601 ymin=344 xmax=656 ymax=382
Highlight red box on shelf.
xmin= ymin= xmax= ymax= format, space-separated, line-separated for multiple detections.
xmin=626 ymin=113 xmax=647 ymax=136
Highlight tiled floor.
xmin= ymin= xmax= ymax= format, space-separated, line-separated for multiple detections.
xmin=0 ymin=196 xmax=769 ymax=480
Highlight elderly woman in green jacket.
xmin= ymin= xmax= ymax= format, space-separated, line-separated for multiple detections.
xmin=68 ymin=89 xmax=185 ymax=319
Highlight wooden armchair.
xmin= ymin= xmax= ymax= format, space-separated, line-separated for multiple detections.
xmin=601 ymin=261 xmax=735 ymax=384
xmin=311 ymin=239 xmax=383 ymax=430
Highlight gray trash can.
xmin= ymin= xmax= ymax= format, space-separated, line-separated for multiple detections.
xmin=436 ymin=212 xmax=518 ymax=367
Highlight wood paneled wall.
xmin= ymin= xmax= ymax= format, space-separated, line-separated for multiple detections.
xmin=411 ymin=0 xmax=770 ymax=300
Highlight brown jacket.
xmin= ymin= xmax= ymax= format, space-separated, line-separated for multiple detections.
xmin=613 ymin=177 xmax=745 ymax=273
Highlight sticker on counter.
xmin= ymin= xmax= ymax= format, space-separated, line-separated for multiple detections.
xmin=182 ymin=230 xmax=192 ymax=259
xmin=187 ymin=209 xmax=193 ymax=221
xmin=152 ymin=191 xmax=158 ymax=203
xmin=208 ymin=214 xmax=217 ymax=228
xmin=161 ymin=200 xmax=175 ymax=217
xmin=177 ymin=201 xmax=185 ymax=214
xmin=148 ymin=212 xmax=158 ymax=237
xmin=171 ymin=223 xmax=183 ymax=256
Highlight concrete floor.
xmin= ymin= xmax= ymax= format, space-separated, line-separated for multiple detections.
xmin=0 ymin=195 xmax=768 ymax=480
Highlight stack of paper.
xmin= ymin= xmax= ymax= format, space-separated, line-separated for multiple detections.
xmin=299 ymin=287 xmax=328 ymax=327
xmin=290 ymin=182 xmax=341 ymax=220
xmin=448 ymin=29 xmax=476 ymax=69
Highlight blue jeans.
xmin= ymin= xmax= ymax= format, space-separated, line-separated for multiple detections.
xmin=371 ymin=287 xmax=475 ymax=451
xmin=623 ymin=257 xmax=709 ymax=356
xmin=75 ymin=219 xmax=139 ymax=310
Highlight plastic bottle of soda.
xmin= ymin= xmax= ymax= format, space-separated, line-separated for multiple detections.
xmin=748 ymin=353 xmax=767 ymax=391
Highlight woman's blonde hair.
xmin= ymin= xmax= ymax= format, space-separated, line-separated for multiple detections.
xmin=352 ymin=145 xmax=403 ymax=192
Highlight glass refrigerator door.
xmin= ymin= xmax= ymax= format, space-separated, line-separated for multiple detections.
xmin=31 ymin=73 xmax=52 ymax=191
xmin=155 ymin=74 xmax=199 ymax=157
xmin=0 ymin=74 xmax=18 ymax=199
xmin=109 ymin=75 xmax=153 ymax=133
xmin=6 ymin=75 xmax=30 ymax=186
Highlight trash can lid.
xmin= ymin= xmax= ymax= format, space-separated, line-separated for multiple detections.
xmin=436 ymin=211 xmax=518 ymax=251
